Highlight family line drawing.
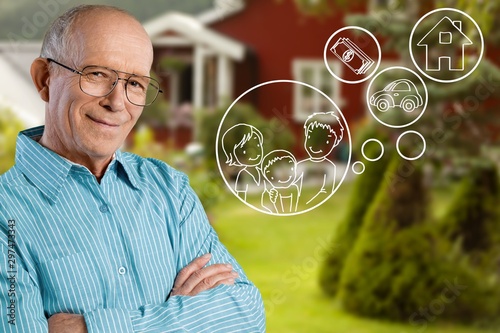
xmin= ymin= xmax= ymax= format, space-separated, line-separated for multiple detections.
xmin=221 ymin=111 xmax=345 ymax=215
xmin=261 ymin=150 xmax=299 ymax=214
xmin=222 ymin=123 xmax=265 ymax=201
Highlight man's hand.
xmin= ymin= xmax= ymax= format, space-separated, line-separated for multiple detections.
xmin=48 ymin=313 xmax=87 ymax=333
xmin=171 ymin=253 xmax=238 ymax=296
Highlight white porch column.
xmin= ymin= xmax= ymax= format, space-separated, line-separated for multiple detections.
xmin=217 ymin=54 xmax=233 ymax=107
xmin=193 ymin=45 xmax=205 ymax=110
xmin=169 ymin=72 xmax=180 ymax=110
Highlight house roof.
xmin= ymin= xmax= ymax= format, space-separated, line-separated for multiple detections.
xmin=143 ymin=11 xmax=246 ymax=61
xmin=197 ymin=0 xmax=245 ymax=25
xmin=417 ymin=16 xmax=473 ymax=46
xmin=0 ymin=42 xmax=45 ymax=127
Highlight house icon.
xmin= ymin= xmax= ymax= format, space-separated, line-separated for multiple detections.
xmin=417 ymin=16 xmax=473 ymax=72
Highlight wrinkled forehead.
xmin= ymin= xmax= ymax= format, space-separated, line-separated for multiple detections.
xmin=71 ymin=11 xmax=153 ymax=73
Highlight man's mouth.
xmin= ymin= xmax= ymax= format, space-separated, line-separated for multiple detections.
xmin=309 ymin=146 xmax=323 ymax=154
xmin=87 ymin=115 xmax=119 ymax=127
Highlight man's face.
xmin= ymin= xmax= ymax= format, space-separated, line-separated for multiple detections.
xmin=304 ymin=125 xmax=337 ymax=160
xmin=44 ymin=11 xmax=153 ymax=162
xmin=233 ymin=132 xmax=263 ymax=167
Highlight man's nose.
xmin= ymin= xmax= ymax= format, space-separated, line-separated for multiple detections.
xmin=100 ymin=78 xmax=127 ymax=111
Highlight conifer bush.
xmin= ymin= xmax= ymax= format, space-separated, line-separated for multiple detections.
xmin=337 ymin=155 xmax=499 ymax=323
xmin=440 ymin=160 xmax=500 ymax=272
xmin=318 ymin=145 xmax=392 ymax=296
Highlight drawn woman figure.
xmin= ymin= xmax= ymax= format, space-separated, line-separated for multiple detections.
xmin=222 ymin=124 xmax=264 ymax=201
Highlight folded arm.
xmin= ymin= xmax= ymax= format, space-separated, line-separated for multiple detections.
xmin=85 ymin=172 xmax=265 ymax=332
xmin=1 ymin=173 xmax=265 ymax=333
xmin=84 ymin=227 xmax=265 ymax=333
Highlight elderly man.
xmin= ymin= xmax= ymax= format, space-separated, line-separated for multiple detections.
xmin=0 ymin=5 xmax=265 ymax=333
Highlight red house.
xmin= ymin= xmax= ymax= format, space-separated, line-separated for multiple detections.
xmin=143 ymin=0 xmax=374 ymax=153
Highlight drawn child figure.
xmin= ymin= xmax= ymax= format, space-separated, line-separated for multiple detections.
xmin=261 ymin=150 xmax=299 ymax=214
xmin=296 ymin=111 xmax=344 ymax=207
xmin=222 ymin=124 xmax=264 ymax=201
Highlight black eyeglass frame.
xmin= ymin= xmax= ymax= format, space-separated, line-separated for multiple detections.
xmin=46 ymin=58 xmax=163 ymax=107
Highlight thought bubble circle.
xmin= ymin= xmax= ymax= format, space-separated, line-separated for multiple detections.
xmin=409 ymin=8 xmax=484 ymax=83
xmin=352 ymin=161 xmax=365 ymax=175
xmin=324 ymin=26 xmax=381 ymax=84
xmin=366 ymin=66 xmax=428 ymax=128
xmin=396 ymin=130 xmax=426 ymax=160
xmin=216 ymin=80 xmax=352 ymax=216
xmin=361 ymin=139 xmax=384 ymax=162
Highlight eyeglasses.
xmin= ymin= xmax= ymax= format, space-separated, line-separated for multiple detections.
xmin=47 ymin=58 xmax=163 ymax=107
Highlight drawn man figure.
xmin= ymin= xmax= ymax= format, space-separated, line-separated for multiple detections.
xmin=222 ymin=124 xmax=264 ymax=201
xmin=296 ymin=111 xmax=344 ymax=207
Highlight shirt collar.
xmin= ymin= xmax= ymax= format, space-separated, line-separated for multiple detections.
xmin=113 ymin=149 xmax=141 ymax=190
xmin=16 ymin=126 xmax=140 ymax=203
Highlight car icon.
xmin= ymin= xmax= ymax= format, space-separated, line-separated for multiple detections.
xmin=369 ymin=79 xmax=423 ymax=113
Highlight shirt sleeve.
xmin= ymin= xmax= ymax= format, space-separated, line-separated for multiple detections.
xmin=84 ymin=171 xmax=266 ymax=333
xmin=0 ymin=222 xmax=48 ymax=333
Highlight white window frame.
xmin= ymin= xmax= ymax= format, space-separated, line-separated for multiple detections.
xmin=292 ymin=59 xmax=344 ymax=122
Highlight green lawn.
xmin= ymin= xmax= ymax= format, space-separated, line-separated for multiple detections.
xmin=211 ymin=181 xmax=499 ymax=333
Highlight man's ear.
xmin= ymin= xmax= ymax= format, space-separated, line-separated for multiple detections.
xmin=30 ymin=58 xmax=50 ymax=102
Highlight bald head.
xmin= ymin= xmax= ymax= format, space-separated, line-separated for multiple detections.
xmin=41 ymin=5 xmax=153 ymax=70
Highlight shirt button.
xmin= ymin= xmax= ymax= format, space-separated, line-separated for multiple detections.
xmin=99 ymin=205 xmax=109 ymax=213
xmin=118 ymin=266 xmax=127 ymax=275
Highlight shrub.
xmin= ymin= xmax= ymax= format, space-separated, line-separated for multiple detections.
xmin=337 ymin=155 xmax=499 ymax=323
xmin=319 ymin=144 xmax=393 ymax=296
xmin=440 ymin=160 xmax=500 ymax=272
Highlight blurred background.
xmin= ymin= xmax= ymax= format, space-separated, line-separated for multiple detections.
xmin=1 ymin=0 xmax=500 ymax=332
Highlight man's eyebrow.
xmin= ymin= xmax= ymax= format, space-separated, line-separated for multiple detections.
xmin=81 ymin=63 xmax=150 ymax=76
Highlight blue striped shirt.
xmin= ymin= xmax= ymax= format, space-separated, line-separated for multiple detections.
xmin=0 ymin=126 xmax=265 ymax=332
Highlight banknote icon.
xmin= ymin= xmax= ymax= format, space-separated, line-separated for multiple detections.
xmin=330 ymin=37 xmax=375 ymax=75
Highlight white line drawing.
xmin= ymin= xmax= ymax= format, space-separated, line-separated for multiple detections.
xmin=296 ymin=111 xmax=344 ymax=207
xmin=261 ymin=150 xmax=299 ymax=214
xmin=330 ymin=37 xmax=374 ymax=75
xmin=324 ymin=26 xmax=381 ymax=84
xmin=366 ymin=67 xmax=428 ymax=129
xmin=216 ymin=80 xmax=352 ymax=216
xmin=396 ymin=130 xmax=427 ymax=161
xmin=409 ymin=8 xmax=484 ymax=83
xmin=417 ymin=16 xmax=473 ymax=72
xmin=361 ymin=139 xmax=385 ymax=162
xmin=369 ymin=78 xmax=423 ymax=113
xmin=352 ymin=161 xmax=365 ymax=175
xmin=222 ymin=123 xmax=264 ymax=201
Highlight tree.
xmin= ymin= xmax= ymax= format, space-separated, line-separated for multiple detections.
xmin=337 ymin=155 xmax=499 ymax=323
xmin=319 ymin=143 xmax=392 ymax=296
xmin=440 ymin=161 xmax=500 ymax=273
